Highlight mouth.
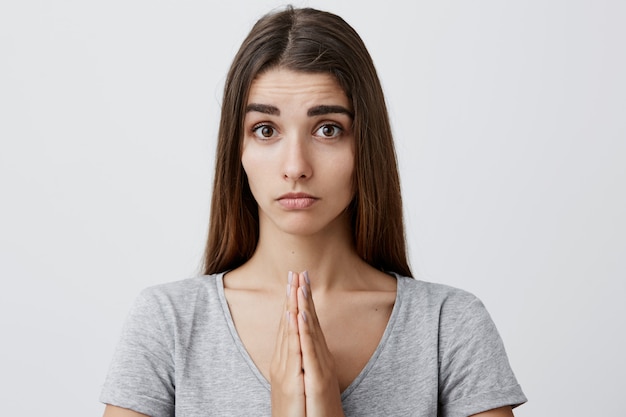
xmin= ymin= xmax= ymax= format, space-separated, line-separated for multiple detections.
xmin=277 ymin=193 xmax=319 ymax=209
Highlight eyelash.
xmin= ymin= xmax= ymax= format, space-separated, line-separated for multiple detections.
xmin=251 ymin=124 xmax=277 ymax=140
xmin=250 ymin=123 xmax=344 ymax=141
xmin=315 ymin=123 xmax=343 ymax=139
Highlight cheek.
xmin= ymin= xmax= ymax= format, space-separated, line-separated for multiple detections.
xmin=241 ymin=146 xmax=260 ymax=182
xmin=347 ymin=154 xmax=357 ymax=196
xmin=241 ymin=145 xmax=272 ymax=204
xmin=329 ymin=151 xmax=355 ymax=194
xmin=342 ymin=149 xmax=356 ymax=181
xmin=241 ymin=149 xmax=259 ymax=196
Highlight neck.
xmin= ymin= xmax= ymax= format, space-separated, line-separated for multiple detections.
xmin=240 ymin=215 xmax=369 ymax=291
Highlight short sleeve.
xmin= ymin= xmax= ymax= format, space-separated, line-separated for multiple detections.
xmin=100 ymin=289 xmax=175 ymax=417
xmin=438 ymin=296 xmax=527 ymax=417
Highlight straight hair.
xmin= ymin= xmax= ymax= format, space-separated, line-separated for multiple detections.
xmin=203 ymin=7 xmax=412 ymax=277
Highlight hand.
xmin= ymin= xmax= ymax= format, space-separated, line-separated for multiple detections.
xmin=296 ymin=271 xmax=345 ymax=417
xmin=270 ymin=271 xmax=306 ymax=417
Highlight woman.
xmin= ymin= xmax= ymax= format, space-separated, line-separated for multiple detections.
xmin=101 ymin=7 xmax=526 ymax=417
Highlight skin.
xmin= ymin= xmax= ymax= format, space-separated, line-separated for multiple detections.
xmin=236 ymin=69 xmax=394 ymax=416
xmin=102 ymin=69 xmax=516 ymax=417
xmin=241 ymin=69 xmax=356 ymax=239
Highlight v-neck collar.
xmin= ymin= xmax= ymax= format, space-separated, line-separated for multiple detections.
xmin=215 ymin=271 xmax=403 ymax=401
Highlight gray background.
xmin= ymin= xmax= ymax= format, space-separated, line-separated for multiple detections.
xmin=1 ymin=0 xmax=624 ymax=415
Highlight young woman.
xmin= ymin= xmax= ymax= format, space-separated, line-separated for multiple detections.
xmin=101 ymin=7 xmax=526 ymax=417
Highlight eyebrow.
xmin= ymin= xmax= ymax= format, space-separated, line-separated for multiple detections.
xmin=307 ymin=105 xmax=353 ymax=119
xmin=245 ymin=103 xmax=279 ymax=115
xmin=245 ymin=103 xmax=354 ymax=119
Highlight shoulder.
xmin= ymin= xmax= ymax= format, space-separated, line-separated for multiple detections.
xmin=138 ymin=273 xmax=222 ymax=303
xmin=394 ymin=273 xmax=483 ymax=318
xmin=392 ymin=274 xmax=497 ymax=342
xmin=390 ymin=275 xmax=527 ymax=412
xmin=129 ymin=273 xmax=225 ymax=324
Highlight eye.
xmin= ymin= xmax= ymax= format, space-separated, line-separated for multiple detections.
xmin=251 ymin=124 xmax=278 ymax=140
xmin=314 ymin=124 xmax=343 ymax=139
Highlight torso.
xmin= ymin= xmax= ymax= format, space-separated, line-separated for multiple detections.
xmin=101 ymin=273 xmax=526 ymax=416
xmin=223 ymin=270 xmax=396 ymax=391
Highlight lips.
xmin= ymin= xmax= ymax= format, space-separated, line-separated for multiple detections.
xmin=277 ymin=193 xmax=319 ymax=209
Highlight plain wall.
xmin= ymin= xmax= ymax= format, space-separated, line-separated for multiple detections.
xmin=1 ymin=0 xmax=624 ymax=415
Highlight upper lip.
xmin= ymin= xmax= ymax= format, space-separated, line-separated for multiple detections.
xmin=277 ymin=192 xmax=318 ymax=200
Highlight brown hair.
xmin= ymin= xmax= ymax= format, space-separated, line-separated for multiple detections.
xmin=202 ymin=6 xmax=412 ymax=277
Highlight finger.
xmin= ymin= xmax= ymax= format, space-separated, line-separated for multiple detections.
xmin=296 ymin=281 xmax=322 ymax=351
xmin=297 ymin=305 xmax=317 ymax=370
xmin=297 ymin=272 xmax=333 ymax=369
xmin=288 ymin=273 xmax=304 ymax=375
xmin=274 ymin=271 xmax=294 ymax=370
xmin=280 ymin=271 xmax=296 ymax=365
xmin=297 ymin=274 xmax=322 ymax=376
xmin=298 ymin=302 xmax=338 ymax=405
xmin=279 ymin=271 xmax=291 ymax=334
xmin=286 ymin=310 xmax=303 ymax=378
xmin=298 ymin=270 xmax=320 ymax=329
xmin=288 ymin=271 xmax=299 ymax=314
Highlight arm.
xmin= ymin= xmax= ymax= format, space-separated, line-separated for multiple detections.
xmin=438 ymin=295 xmax=526 ymax=416
xmin=471 ymin=406 xmax=514 ymax=417
xmin=102 ymin=404 xmax=150 ymax=417
xmin=100 ymin=290 xmax=175 ymax=417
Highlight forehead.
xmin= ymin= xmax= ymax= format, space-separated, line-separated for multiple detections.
xmin=247 ymin=68 xmax=351 ymax=109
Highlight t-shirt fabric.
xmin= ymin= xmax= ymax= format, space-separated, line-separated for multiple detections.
xmin=100 ymin=273 xmax=526 ymax=417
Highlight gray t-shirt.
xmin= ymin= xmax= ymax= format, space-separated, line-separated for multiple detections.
xmin=101 ymin=273 xmax=526 ymax=417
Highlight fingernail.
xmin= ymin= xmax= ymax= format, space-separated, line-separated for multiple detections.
xmin=288 ymin=271 xmax=293 ymax=284
xmin=301 ymin=311 xmax=307 ymax=323
xmin=302 ymin=285 xmax=308 ymax=299
xmin=303 ymin=270 xmax=310 ymax=285
xmin=286 ymin=284 xmax=291 ymax=296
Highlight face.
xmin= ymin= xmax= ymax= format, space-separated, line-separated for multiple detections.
xmin=241 ymin=68 xmax=355 ymax=238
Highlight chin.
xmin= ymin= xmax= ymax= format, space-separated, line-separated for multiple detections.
xmin=272 ymin=213 xmax=350 ymax=238
xmin=278 ymin=222 xmax=328 ymax=237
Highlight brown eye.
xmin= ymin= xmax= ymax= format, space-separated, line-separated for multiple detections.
xmin=252 ymin=124 xmax=277 ymax=140
xmin=314 ymin=124 xmax=342 ymax=139
xmin=261 ymin=126 xmax=274 ymax=137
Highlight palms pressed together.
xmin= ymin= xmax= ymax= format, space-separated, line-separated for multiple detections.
xmin=270 ymin=271 xmax=345 ymax=417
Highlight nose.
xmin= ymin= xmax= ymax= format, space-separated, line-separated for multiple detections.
xmin=282 ymin=134 xmax=312 ymax=181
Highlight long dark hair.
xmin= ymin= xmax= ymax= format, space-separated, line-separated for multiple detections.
xmin=203 ymin=6 xmax=411 ymax=277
